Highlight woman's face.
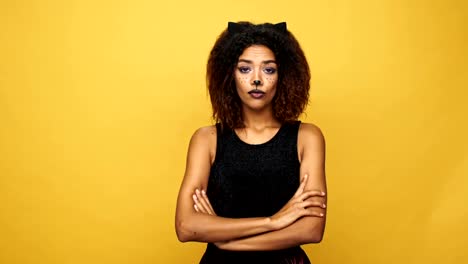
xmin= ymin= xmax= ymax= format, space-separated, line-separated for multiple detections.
xmin=234 ymin=45 xmax=278 ymax=112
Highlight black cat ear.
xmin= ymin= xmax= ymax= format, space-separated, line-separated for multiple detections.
xmin=274 ymin=22 xmax=287 ymax=33
xmin=228 ymin=22 xmax=245 ymax=34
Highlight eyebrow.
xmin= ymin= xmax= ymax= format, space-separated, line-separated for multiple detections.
xmin=237 ymin=59 xmax=277 ymax=64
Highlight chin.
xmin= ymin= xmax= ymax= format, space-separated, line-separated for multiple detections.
xmin=245 ymin=103 xmax=272 ymax=112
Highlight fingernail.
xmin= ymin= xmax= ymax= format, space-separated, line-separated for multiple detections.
xmin=193 ymin=194 xmax=197 ymax=200
xmin=322 ymin=192 xmax=326 ymax=195
xmin=202 ymin=190 xmax=206 ymax=195
xmin=320 ymin=213 xmax=324 ymax=216
xmin=323 ymin=204 xmax=326 ymax=208
xmin=196 ymin=189 xmax=200 ymax=194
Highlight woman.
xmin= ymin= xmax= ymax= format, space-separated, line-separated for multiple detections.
xmin=175 ymin=21 xmax=327 ymax=263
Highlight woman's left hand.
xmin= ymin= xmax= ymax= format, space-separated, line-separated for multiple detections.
xmin=192 ymin=189 xmax=217 ymax=216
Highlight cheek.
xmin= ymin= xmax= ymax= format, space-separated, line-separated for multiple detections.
xmin=236 ymin=76 xmax=249 ymax=85
xmin=266 ymin=76 xmax=278 ymax=85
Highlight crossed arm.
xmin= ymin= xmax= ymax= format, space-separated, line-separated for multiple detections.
xmin=175 ymin=123 xmax=327 ymax=250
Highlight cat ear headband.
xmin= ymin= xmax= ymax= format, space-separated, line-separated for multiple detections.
xmin=227 ymin=22 xmax=287 ymax=34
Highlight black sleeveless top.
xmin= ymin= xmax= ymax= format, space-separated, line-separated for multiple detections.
xmin=200 ymin=121 xmax=311 ymax=264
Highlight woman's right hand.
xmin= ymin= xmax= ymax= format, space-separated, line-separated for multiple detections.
xmin=269 ymin=174 xmax=326 ymax=230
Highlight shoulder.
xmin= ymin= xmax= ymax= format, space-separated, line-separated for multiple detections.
xmin=190 ymin=125 xmax=217 ymax=146
xmin=298 ymin=122 xmax=325 ymax=156
xmin=192 ymin=125 xmax=217 ymax=139
xmin=189 ymin=125 xmax=217 ymax=163
xmin=299 ymin=122 xmax=325 ymax=143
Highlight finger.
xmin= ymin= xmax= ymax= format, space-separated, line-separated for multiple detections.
xmin=303 ymin=208 xmax=325 ymax=218
xmin=298 ymin=190 xmax=326 ymax=201
xmin=199 ymin=190 xmax=214 ymax=214
xmin=193 ymin=193 xmax=207 ymax=214
xmin=201 ymin=190 xmax=216 ymax=215
xmin=194 ymin=204 xmax=200 ymax=212
xmin=293 ymin=174 xmax=308 ymax=197
xmin=196 ymin=189 xmax=213 ymax=215
xmin=195 ymin=189 xmax=210 ymax=214
xmin=300 ymin=200 xmax=327 ymax=209
xmin=302 ymin=195 xmax=326 ymax=206
xmin=199 ymin=190 xmax=214 ymax=215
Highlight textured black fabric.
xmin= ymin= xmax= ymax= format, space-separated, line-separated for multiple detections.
xmin=201 ymin=121 xmax=310 ymax=263
xmin=200 ymin=243 xmax=310 ymax=264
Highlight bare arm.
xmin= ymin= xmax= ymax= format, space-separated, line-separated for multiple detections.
xmin=213 ymin=123 xmax=327 ymax=250
xmin=175 ymin=126 xmax=322 ymax=243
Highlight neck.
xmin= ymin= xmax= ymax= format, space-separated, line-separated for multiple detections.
xmin=241 ymin=107 xmax=280 ymax=129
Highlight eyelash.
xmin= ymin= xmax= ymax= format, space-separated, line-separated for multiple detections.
xmin=264 ymin=67 xmax=277 ymax=74
xmin=238 ymin=66 xmax=251 ymax=73
xmin=237 ymin=67 xmax=277 ymax=74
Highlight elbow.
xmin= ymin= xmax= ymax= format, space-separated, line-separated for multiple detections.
xmin=308 ymin=230 xmax=324 ymax=243
xmin=175 ymin=219 xmax=194 ymax=242
xmin=302 ymin=222 xmax=325 ymax=244
xmin=301 ymin=229 xmax=324 ymax=244
xmin=176 ymin=213 xmax=212 ymax=242
xmin=176 ymin=230 xmax=190 ymax=243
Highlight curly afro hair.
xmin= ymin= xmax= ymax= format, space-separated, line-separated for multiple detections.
xmin=207 ymin=22 xmax=311 ymax=129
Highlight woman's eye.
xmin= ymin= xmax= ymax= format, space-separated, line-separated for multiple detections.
xmin=264 ymin=67 xmax=277 ymax=74
xmin=238 ymin=67 xmax=251 ymax=73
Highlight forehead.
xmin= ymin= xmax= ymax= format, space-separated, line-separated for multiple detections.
xmin=238 ymin=45 xmax=276 ymax=61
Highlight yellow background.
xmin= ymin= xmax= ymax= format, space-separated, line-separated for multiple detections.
xmin=1 ymin=0 xmax=467 ymax=263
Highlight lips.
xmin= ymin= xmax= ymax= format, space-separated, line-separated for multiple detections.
xmin=248 ymin=89 xmax=265 ymax=99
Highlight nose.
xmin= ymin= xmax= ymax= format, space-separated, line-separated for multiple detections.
xmin=252 ymin=68 xmax=263 ymax=86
